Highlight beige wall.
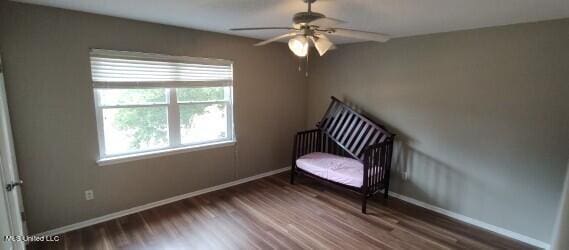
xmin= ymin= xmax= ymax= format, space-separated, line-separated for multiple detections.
xmin=307 ymin=19 xmax=569 ymax=242
xmin=0 ymin=2 xmax=307 ymax=233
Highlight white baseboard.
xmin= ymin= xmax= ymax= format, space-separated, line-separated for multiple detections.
xmin=34 ymin=166 xmax=290 ymax=238
xmin=34 ymin=166 xmax=549 ymax=249
xmin=387 ymin=192 xmax=550 ymax=249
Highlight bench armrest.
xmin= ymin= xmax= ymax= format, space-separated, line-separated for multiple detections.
xmin=292 ymin=129 xmax=322 ymax=166
xmin=362 ymin=138 xmax=394 ymax=193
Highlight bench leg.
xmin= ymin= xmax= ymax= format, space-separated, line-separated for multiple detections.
xmin=290 ymin=168 xmax=295 ymax=185
xmin=362 ymin=195 xmax=367 ymax=214
xmin=384 ymin=181 xmax=390 ymax=199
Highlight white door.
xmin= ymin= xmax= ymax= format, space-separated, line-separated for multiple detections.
xmin=0 ymin=57 xmax=27 ymax=250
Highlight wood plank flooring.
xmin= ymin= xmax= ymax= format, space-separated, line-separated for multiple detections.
xmin=31 ymin=173 xmax=538 ymax=249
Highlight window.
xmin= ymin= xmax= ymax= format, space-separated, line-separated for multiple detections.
xmin=90 ymin=49 xmax=234 ymax=163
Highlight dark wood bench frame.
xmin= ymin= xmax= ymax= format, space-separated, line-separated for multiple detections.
xmin=291 ymin=96 xmax=395 ymax=213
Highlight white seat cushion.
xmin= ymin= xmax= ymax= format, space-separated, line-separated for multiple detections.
xmin=296 ymin=152 xmax=363 ymax=188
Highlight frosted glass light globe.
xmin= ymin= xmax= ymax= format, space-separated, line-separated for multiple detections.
xmin=288 ymin=36 xmax=309 ymax=57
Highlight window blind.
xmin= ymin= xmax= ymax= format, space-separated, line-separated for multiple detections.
xmin=90 ymin=49 xmax=233 ymax=88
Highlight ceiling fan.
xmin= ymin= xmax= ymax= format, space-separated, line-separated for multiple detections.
xmin=230 ymin=0 xmax=390 ymax=58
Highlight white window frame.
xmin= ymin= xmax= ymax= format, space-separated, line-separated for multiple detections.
xmin=90 ymin=49 xmax=235 ymax=166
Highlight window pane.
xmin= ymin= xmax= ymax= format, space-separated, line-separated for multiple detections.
xmin=99 ymin=88 xmax=167 ymax=106
xmin=102 ymin=106 xmax=169 ymax=155
xmin=180 ymin=103 xmax=228 ymax=144
xmin=176 ymin=87 xmax=228 ymax=102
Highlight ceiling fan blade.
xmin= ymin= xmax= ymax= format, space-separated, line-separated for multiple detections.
xmin=230 ymin=27 xmax=296 ymax=31
xmin=310 ymin=34 xmax=336 ymax=56
xmin=309 ymin=17 xmax=346 ymax=27
xmin=254 ymin=32 xmax=298 ymax=46
xmin=329 ymin=28 xmax=390 ymax=42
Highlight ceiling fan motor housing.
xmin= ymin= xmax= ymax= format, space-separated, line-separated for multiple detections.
xmin=293 ymin=12 xmax=325 ymax=25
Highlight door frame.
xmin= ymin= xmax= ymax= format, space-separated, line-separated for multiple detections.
xmin=0 ymin=56 xmax=27 ymax=250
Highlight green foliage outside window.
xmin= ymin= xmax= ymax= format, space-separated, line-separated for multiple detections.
xmin=113 ymin=87 xmax=226 ymax=148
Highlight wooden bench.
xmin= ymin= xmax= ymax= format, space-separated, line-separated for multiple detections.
xmin=291 ymin=96 xmax=395 ymax=213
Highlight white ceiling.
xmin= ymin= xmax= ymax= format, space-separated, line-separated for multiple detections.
xmin=14 ymin=0 xmax=569 ymax=44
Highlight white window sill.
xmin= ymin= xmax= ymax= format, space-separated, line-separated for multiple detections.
xmin=97 ymin=140 xmax=236 ymax=166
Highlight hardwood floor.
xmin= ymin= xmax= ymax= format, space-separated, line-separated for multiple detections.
xmin=31 ymin=173 xmax=537 ymax=249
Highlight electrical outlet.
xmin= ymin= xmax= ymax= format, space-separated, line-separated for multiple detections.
xmin=85 ymin=190 xmax=94 ymax=200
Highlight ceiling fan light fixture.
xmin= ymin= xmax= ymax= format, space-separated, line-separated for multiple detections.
xmin=311 ymin=35 xmax=334 ymax=56
xmin=288 ymin=36 xmax=309 ymax=57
